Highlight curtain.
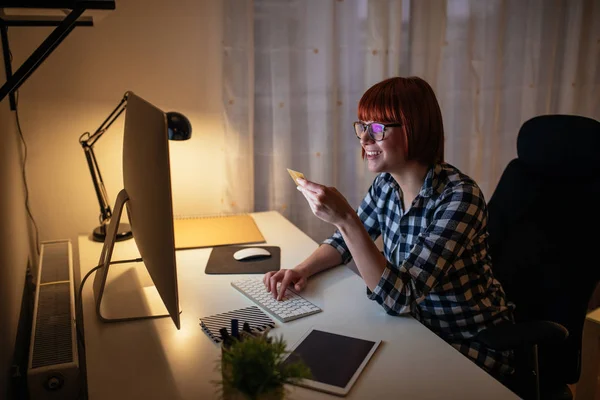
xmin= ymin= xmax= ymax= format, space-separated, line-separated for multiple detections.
xmin=222 ymin=0 xmax=600 ymax=242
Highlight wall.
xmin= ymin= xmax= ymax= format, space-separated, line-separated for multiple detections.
xmin=7 ymin=0 xmax=225 ymax=280
xmin=0 ymin=50 xmax=34 ymax=397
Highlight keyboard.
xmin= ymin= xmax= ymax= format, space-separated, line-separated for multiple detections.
xmin=231 ymin=278 xmax=322 ymax=323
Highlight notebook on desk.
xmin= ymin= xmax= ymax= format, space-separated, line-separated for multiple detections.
xmin=199 ymin=306 xmax=275 ymax=344
xmin=173 ymin=214 xmax=265 ymax=250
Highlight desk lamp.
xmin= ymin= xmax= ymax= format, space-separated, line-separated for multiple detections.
xmin=79 ymin=93 xmax=192 ymax=242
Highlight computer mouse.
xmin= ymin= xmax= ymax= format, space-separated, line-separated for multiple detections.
xmin=233 ymin=247 xmax=272 ymax=261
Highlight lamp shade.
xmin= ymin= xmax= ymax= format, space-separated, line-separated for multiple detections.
xmin=166 ymin=112 xmax=192 ymax=141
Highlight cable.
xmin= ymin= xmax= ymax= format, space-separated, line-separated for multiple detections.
xmin=6 ymin=26 xmax=38 ymax=254
xmin=75 ymin=264 xmax=103 ymax=400
xmin=14 ymin=91 xmax=41 ymax=255
xmin=75 ymin=264 xmax=101 ymax=348
xmin=75 ymin=257 xmax=143 ymax=348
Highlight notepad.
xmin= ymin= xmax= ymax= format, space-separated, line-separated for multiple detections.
xmin=199 ymin=306 xmax=275 ymax=344
xmin=173 ymin=214 xmax=265 ymax=250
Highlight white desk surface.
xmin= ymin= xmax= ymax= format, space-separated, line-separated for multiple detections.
xmin=78 ymin=211 xmax=518 ymax=400
xmin=587 ymin=308 xmax=600 ymax=325
xmin=576 ymin=308 xmax=600 ymax=400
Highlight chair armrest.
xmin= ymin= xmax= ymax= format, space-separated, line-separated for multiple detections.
xmin=474 ymin=321 xmax=568 ymax=351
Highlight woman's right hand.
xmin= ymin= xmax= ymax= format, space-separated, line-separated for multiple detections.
xmin=263 ymin=268 xmax=308 ymax=301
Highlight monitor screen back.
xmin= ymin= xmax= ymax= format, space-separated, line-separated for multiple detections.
xmin=122 ymin=92 xmax=180 ymax=329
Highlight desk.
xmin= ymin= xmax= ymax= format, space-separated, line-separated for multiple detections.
xmin=78 ymin=211 xmax=518 ymax=399
xmin=576 ymin=308 xmax=600 ymax=400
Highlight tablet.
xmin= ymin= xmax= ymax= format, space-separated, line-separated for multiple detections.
xmin=282 ymin=328 xmax=381 ymax=396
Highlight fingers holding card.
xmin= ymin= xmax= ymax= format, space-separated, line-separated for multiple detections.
xmin=287 ymin=168 xmax=305 ymax=185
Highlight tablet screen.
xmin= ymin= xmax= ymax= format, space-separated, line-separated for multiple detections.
xmin=283 ymin=329 xmax=378 ymax=390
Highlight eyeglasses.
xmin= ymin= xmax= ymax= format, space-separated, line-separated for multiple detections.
xmin=353 ymin=121 xmax=402 ymax=141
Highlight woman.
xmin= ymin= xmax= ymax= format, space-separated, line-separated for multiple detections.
xmin=263 ymin=76 xmax=514 ymax=377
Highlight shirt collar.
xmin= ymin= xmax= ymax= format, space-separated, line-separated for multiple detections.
xmin=418 ymin=163 xmax=443 ymax=198
xmin=382 ymin=163 xmax=444 ymax=198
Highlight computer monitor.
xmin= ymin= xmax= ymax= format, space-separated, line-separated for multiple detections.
xmin=92 ymin=92 xmax=181 ymax=329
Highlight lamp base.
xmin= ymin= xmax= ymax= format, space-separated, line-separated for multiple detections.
xmin=92 ymin=223 xmax=133 ymax=242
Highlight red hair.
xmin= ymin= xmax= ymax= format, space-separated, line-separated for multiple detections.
xmin=358 ymin=76 xmax=444 ymax=165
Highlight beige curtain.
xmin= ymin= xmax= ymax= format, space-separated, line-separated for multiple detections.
xmin=222 ymin=0 xmax=600 ymax=241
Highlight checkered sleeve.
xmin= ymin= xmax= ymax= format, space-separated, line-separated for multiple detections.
xmin=368 ymin=183 xmax=486 ymax=315
xmin=322 ymin=176 xmax=383 ymax=264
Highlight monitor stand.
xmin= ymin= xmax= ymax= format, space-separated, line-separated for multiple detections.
xmin=92 ymin=189 xmax=171 ymax=323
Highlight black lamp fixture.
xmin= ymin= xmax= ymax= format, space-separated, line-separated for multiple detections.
xmin=79 ymin=92 xmax=192 ymax=242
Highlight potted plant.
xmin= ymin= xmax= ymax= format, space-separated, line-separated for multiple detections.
xmin=216 ymin=333 xmax=311 ymax=400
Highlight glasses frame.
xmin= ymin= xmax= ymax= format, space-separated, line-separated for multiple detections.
xmin=353 ymin=121 xmax=402 ymax=141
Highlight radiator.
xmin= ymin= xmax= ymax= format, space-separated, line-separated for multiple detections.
xmin=27 ymin=240 xmax=80 ymax=400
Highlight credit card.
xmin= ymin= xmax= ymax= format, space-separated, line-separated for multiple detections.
xmin=287 ymin=168 xmax=306 ymax=185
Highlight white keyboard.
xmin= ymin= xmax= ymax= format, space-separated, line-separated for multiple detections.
xmin=231 ymin=278 xmax=322 ymax=323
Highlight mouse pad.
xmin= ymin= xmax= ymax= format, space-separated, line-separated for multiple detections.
xmin=204 ymin=245 xmax=281 ymax=274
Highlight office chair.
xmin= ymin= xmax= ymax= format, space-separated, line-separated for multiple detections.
xmin=474 ymin=114 xmax=600 ymax=400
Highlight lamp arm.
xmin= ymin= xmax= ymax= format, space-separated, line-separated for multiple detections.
xmin=78 ymin=92 xmax=129 ymax=226
xmin=82 ymin=144 xmax=112 ymax=224
xmin=84 ymin=93 xmax=128 ymax=147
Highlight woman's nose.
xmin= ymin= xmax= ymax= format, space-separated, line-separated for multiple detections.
xmin=360 ymin=132 xmax=375 ymax=145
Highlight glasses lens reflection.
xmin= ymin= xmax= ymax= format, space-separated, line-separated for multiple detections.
xmin=370 ymin=123 xmax=384 ymax=139
xmin=354 ymin=122 xmax=365 ymax=137
xmin=354 ymin=122 xmax=390 ymax=141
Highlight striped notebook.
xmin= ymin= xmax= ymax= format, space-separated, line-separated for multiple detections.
xmin=199 ymin=306 xmax=275 ymax=344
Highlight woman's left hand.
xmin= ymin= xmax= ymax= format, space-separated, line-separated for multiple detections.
xmin=296 ymin=178 xmax=355 ymax=227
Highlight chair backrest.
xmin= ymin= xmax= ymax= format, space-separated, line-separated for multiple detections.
xmin=487 ymin=114 xmax=600 ymax=385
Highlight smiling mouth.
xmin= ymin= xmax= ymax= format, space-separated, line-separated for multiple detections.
xmin=365 ymin=150 xmax=382 ymax=158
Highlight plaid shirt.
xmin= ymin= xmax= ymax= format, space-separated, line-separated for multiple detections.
xmin=323 ymin=163 xmax=514 ymax=376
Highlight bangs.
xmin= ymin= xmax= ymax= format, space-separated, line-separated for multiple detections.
xmin=357 ymin=81 xmax=404 ymax=123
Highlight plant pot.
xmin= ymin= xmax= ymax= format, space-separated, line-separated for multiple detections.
xmin=218 ymin=333 xmax=309 ymax=400
xmin=221 ymin=350 xmax=285 ymax=400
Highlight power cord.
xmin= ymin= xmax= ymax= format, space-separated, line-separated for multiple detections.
xmin=75 ymin=264 xmax=102 ymax=348
xmin=75 ymin=257 xmax=143 ymax=348
xmin=7 ymin=26 xmax=40 ymax=256
xmin=14 ymin=85 xmax=41 ymax=256
xmin=75 ymin=265 xmax=103 ymax=400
